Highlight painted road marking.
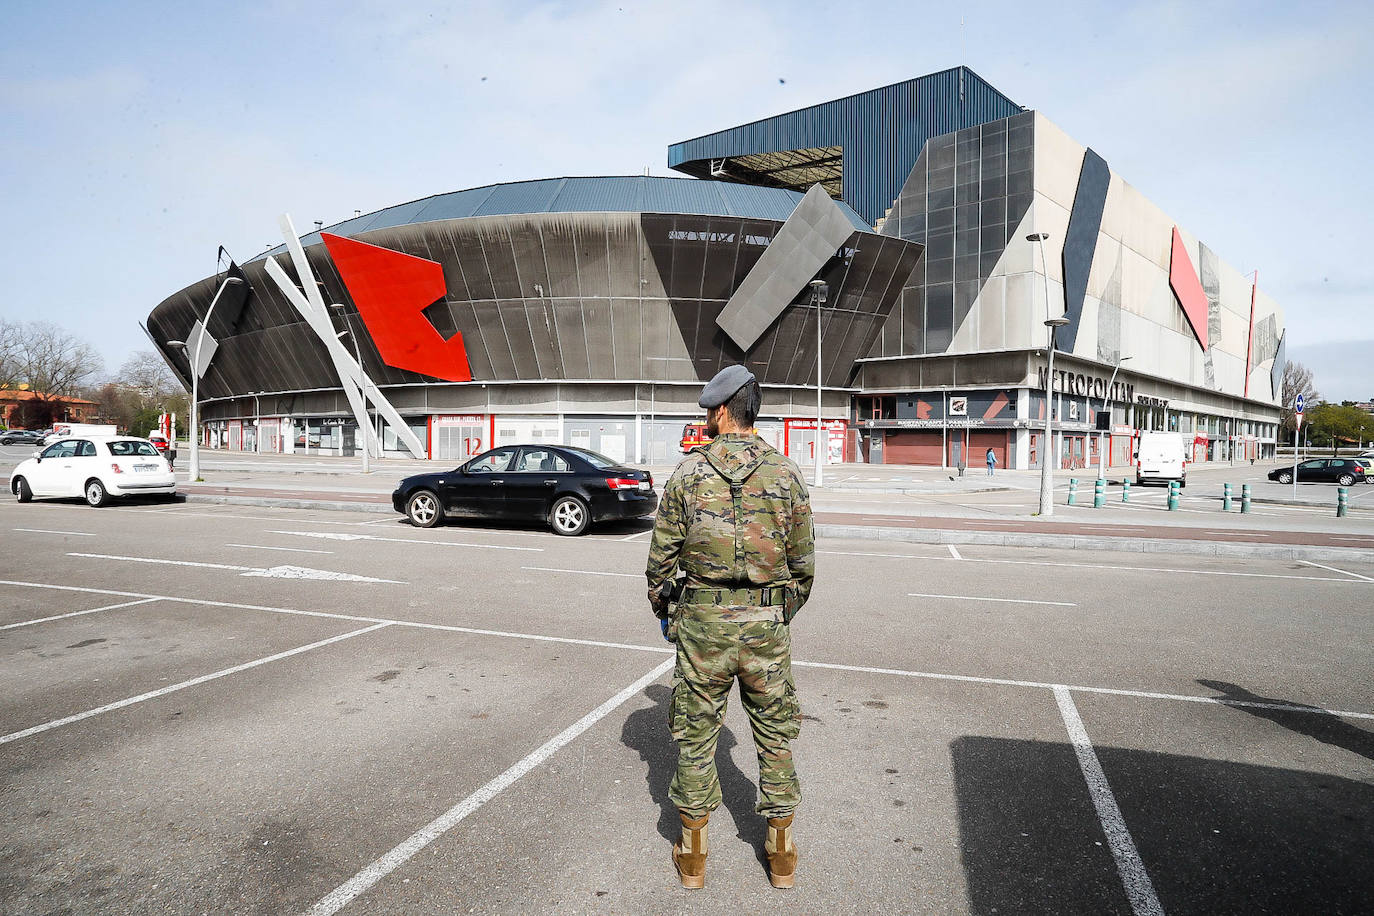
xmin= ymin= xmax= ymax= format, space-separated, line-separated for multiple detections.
xmin=226 ymin=543 xmax=335 ymax=555
xmin=269 ymin=530 xmax=541 ymax=551
xmin=305 ymin=657 xmax=675 ymax=915
xmin=2 ymin=577 xmax=1369 ymax=722
xmin=1055 ymin=687 xmax=1164 ymax=916
xmin=908 ymin=592 xmax=1076 ymax=607
xmin=0 ymin=623 xmax=391 ymax=746
xmin=0 ymin=597 xmax=161 ymax=631
xmin=13 ymin=528 xmax=97 ymax=537
xmin=522 ymin=566 xmax=639 ymax=578
xmin=1299 ymin=560 xmax=1374 ymax=583
xmin=820 ymin=549 xmax=941 ymax=560
xmin=947 ymin=545 xmax=963 ymax=560
xmin=618 ymin=529 xmax=652 ymax=541
xmin=817 ymin=550 xmax=1374 ymax=585
xmin=67 ymin=553 xmax=401 ymax=583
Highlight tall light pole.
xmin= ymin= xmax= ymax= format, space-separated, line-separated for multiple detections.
xmin=1027 ymin=231 xmax=1068 ymax=516
xmin=809 ymin=279 xmax=828 ymax=488
xmin=166 ymin=274 xmax=243 ymax=482
xmin=331 ymin=305 xmax=370 ymax=474
xmin=1097 ymin=356 xmax=1132 ymax=480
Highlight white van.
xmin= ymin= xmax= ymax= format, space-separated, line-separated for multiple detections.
xmin=1134 ymin=431 xmax=1187 ymax=487
xmin=44 ymin=423 xmax=117 ymax=445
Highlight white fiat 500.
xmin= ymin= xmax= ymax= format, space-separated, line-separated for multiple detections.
xmin=10 ymin=436 xmax=177 ymax=507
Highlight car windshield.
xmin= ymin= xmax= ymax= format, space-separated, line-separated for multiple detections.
xmin=562 ymin=447 xmax=622 ymax=469
xmin=108 ymin=440 xmax=159 ymax=457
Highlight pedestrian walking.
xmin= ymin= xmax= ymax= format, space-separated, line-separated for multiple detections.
xmin=646 ymin=364 xmax=814 ymax=890
xmin=986 ymin=447 xmax=997 ymax=476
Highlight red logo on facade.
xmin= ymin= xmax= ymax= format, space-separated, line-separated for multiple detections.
xmin=1168 ymin=227 xmax=1209 ymax=352
xmin=321 ymin=233 xmax=472 ymax=382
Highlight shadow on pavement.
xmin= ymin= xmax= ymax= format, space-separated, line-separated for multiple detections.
xmin=1198 ymin=679 xmax=1374 ymax=763
xmin=620 ymin=684 xmax=766 ymax=851
xmin=953 ymin=735 xmax=1373 ymax=914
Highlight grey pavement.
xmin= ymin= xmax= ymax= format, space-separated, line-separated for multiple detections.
xmin=1 ymin=497 xmax=1371 ymax=913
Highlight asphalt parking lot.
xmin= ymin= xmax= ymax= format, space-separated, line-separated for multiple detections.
xmin=1 ymin=494 xmax=1371 ymax=914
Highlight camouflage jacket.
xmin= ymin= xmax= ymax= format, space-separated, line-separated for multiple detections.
xmin=646 ymin=432 xmax=814 ymax=619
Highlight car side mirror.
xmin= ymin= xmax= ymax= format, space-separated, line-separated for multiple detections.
xmin=32 ymin=451 xmax=42 ymax=461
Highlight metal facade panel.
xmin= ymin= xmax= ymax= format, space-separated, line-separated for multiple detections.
xmin=1060 ymin=148 xmax=1111 ymax=353
xmin=715 ymin=186 xmax=857 ymax=351
xmin=668 ymin=67 xmax=1022 ymax=225
xmin=473 ymin=179 xmax=565 ymax=217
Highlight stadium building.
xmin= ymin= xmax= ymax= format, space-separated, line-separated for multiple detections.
xmin=147 ymin=66 xmax=1285 ymax=469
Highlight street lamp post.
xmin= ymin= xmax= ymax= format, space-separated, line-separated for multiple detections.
xmin=330 ymin=305 xmax=370 ymax=474
xmin=1097 ymin=356 xmax=1132 ymax=481
xmin=250 ymin=391 xmax=262 ymax=453
xmin=1026 ymin=232 xmax=1068 ymax=516
xmin=809 ymin=279 xmax=828 ymax=489
xmin=165 ymin=274 xmax=244 ymax=482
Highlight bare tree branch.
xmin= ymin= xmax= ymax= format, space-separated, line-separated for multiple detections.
xmin=1280 ymin=360 xmax=1320 ymax=432
xmin=10 ymin=322 xmax=104 ymax=402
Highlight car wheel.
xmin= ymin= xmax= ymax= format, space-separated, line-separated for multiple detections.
xmin=14 ymin=477 xmax=32 ymax=503
xmin=1276 ymin=471 xmax=1292 ymax=484
xmin=550 ymin=495 xmax=590 ymax=536
xmin=1179 ymin=477 xmax=1186 ymax=489
xmin=85 ymin=479 xmax=109 ymax=507
xmin=1337 ymin=473 xmax=1355 ymax=487
xmin=406 ymin=490 xmax=443 ymax=528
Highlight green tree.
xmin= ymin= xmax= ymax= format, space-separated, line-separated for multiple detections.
xmin=1306 ymin=403 xmax=1374 ymax=451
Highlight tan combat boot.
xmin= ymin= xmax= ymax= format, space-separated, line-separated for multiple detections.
xmin=765 ymin=813 xmax=797 ymax=888
xmin=672 ymin=811 xmax=709 ymax=888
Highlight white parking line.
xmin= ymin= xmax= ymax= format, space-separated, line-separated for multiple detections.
xmin=947 ymin=545 xmax=963 ymax=560
xmin=305 ymin=657 xmax=675 ymax=916
xmin=618 ymin=529 xmax=652 ymax=541
xmin=269 ymin=531 xmax=542 ymax=552
xmin=13 ymin=528 xmax=97 ymax=537
xmin=1054 ymin=687 xmax=1164 ymax=916
xmin=0 ymin=597 xmax=161 ymax=631
xmin=0 ymin=623 xmax=391 ymax=746
xmin=837 ymin=551 xmax=1373 ymax=584
xmin=908 ymin=591 xmax=1075 ymax=607
xmin=820 ymin=549 xmax=940 ymax=560
xmin=1299 ymin=560 xmax=1374 ymax=583
xmin=226 ymin=543 xmax=335 ymax=555
xmin=3 ymin=577 xmax=1369 ymax=721
xmin=522 ymin=566 xmax=640 ymax=578
xmin=67 ymin=553 xmax=402 ymax=583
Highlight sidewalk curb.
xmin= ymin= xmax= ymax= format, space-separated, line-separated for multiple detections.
xmin=813 ymin=524 xmax=1374 ymax=563
xmin=183 ymin=494 xmax=1374 ymax=563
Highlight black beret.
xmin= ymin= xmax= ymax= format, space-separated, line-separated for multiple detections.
xmin=698 ymin=364 xmax=756 ymax=408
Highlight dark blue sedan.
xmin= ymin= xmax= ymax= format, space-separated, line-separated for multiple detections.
xmin=391 ymin=444 xmax=657 ymax=536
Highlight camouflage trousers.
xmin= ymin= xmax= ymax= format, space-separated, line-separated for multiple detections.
xmin=667 ymin=607 xmax=801 ymax=819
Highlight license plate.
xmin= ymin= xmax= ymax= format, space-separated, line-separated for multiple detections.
xmin=638 ymin=481 xmax=650 ymax=492
xmin=135 ymin=464 xmax=159 ymax=472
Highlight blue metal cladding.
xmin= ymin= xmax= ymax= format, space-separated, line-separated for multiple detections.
xmin=667 ymin=66 xmax=1023 ymax=226
xmin=251 ymin=176 xmax=870 ymax=263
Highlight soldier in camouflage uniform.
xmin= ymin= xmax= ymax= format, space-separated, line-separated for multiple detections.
xmin=646 ymin=364 xmax=815 ymax=889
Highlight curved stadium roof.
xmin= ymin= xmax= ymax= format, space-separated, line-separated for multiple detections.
xmin=253 ymin=175 xmax=873 ymax=263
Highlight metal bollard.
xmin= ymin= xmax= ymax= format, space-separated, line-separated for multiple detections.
xmin=1222 ymin=482 xmax=1233 ymax=512
xmin=1067 ymin=478 xmax=1078 ymax=506
xmin=1122 ymin=479 xmax=1130 ymax=503
xmin=1093 ymin=478 xmax=1105 ymax=508
xmin=1167 ymin=480 xmax=1180 ymax=511
xmin=1241 ymin=483 xmax=1251 ymax=514
xmin=1338 ymin=487 xmax=1348 ymax=518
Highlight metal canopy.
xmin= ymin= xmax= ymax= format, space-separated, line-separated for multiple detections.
xmin=675 ymin=146 xmax=844 ymax=200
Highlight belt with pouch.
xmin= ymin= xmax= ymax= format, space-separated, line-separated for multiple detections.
xmin=680 ymin=585 xmax=788 ymax=622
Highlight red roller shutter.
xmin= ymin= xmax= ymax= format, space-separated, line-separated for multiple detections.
xmin=883 ymin=431 xmax=943 ymax=465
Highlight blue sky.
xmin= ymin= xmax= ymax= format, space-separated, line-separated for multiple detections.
xmin=2 ymin=0 xmax=1371 ymax=399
